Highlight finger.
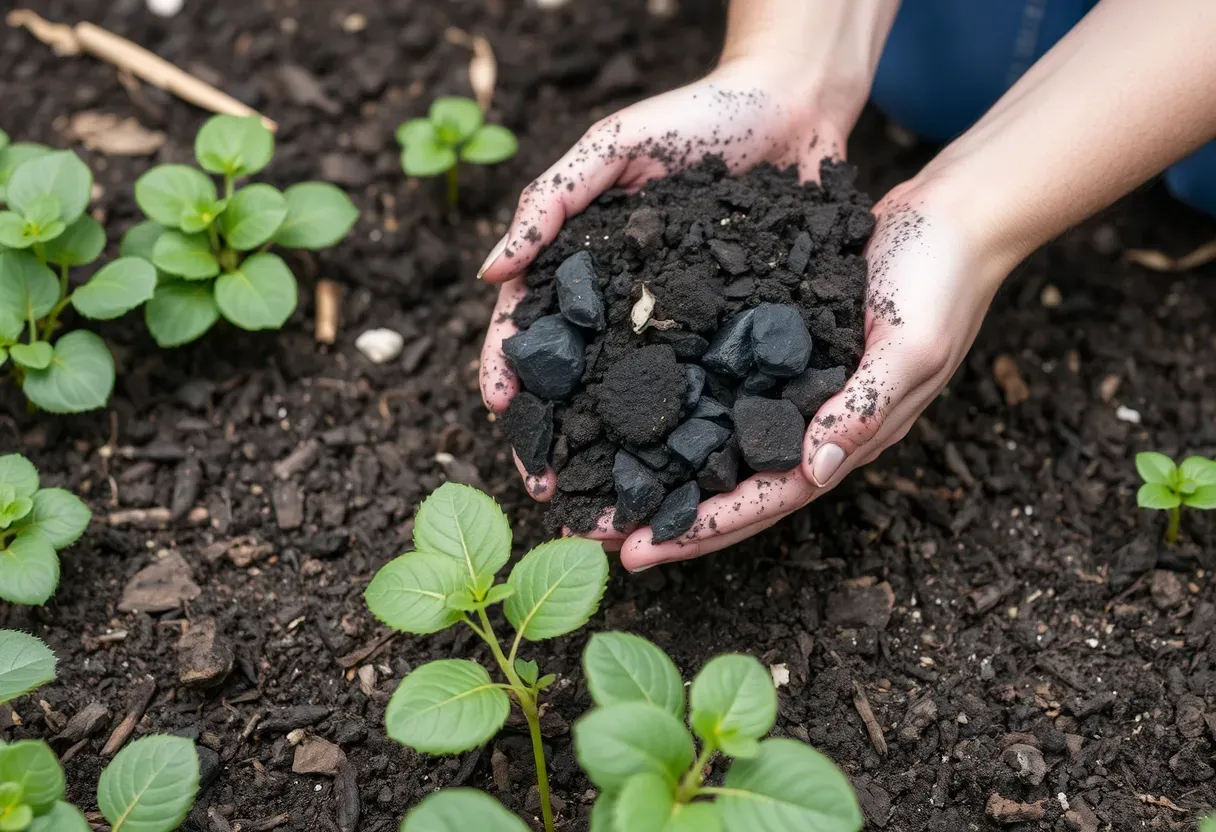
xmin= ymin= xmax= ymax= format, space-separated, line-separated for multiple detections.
xmin=565 ymin=507 xmax=628 ymax=552
xmin=621 ymin=514 xmax=786 ymax=572
xmin=480 ymin=277 xmax=527 ymax=413
xmin=512 ymin=451 xmax=556 ymax=503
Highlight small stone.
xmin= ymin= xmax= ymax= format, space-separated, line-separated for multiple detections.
xmin=666 ymin=419 xmax=731 ymax=470
xmin=197 ymin=746 xmax=221 ymax=791
xmin=292 ymin=737 xmax=347 ymax=777
xmin=555 ymin=251 xmax=605 ymax=330
xmin=683 ymin=365 xmax=706 ymax=410
xmin=355 ymin=328 xmax=404 ymax=364
xmin=741 ymin=369 xmax=778 ymax=395
xmin=630 ymin=445 xmax=670 ymax=470
xmin=751 ymin=303 xmax=812 ymax=378
xmin=501 ymin=392 xmax=553 ymax=475
xmin=177 ymin=617 xmax=234 ymax=688
xmin=118 ymin=552 xmax=201 ymax=613
xmin=733 ymin=397 xmax=805 ymax=472
xmin=273 ymin=483 xmax=304 ymax=530
xmin=1151 ymin=570 xmax=1185 ymax=610
xmin=654 ymin=330 xmax=708 ymax=359
xmin=690 ymin=396 xmax=732 ymax=426
xmin=701 ymin=309 xmax=755 ymax=377
xmin=597 ymin=345 xmax=685 ymax=445
xmin=650 ymin=482 xmax=699 ymax=543
xmin=613 ymin=451 xmax=666 ymax=524
xmin=1002 ymin=743 xmax=1048 ymax=786
xmin=898 ymin=695 xmax=938 ymax=743
xmin=503 ymin=315 xmax=586 ymax=401
xmin=708 ymin=239 xmax=748 ymax=274
xmin=698 ymin=445 xmax=740 ymax=493
xmin=624 ymin=208 xmax=665 ymax=256
xmin=826 ymin=578 xmax=896 ymax=629
xmin=787 ymin=232 xmax=813 ymax=274
xmin=782 ymin=366 xmax=847 ymax=418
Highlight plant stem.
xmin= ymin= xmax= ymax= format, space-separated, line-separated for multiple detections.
xmin=224 ymin=175 xmax=234 ymax=201
xmin=446 ymin=166 xmax=460 ymax=209
xmin=522 ymin=699 xmax=556 ymax=832
xmin=208 ymin=225 xmax=221 ymax=254
xmin=39 ymin=266 xmax=72 ymax=341
xmin=1167 ymin=506 xmax=1181 ymax=543
xmin=676 ymin=744 xmax=715 ymax=803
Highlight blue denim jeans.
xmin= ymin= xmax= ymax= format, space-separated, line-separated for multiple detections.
xmin=871 ymin=0 xmax=1216 ymax=216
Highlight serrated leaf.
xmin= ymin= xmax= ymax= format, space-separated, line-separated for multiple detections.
xmin=0 ymin=741 xmax=64 ymax=812
xmin=272 ymin=182 xmax=358 ymax=250
xmin=615 ymin=772 xmax=677 ymax=832
xmin=135 ymin=165 xmax=217 ymax=230
xmin=1135 ymin=452 xmax=1176 ymax=486
xmin=505 ymin=538 xmax=608 ymax=641
xmin=195 ymin=115 xmax=275 ymax=178
xmin=0 ymin=144 xmax=52 ymax=203
xmin=460 ymin=125 xmax=518 ymax=165
xmin=9 ymin=342 xmax=52 ymax=371
xmin=1179 ymin=456 xmax=1216 ymax=488
xmin=718 ymin=739 xmax=862 ymax=832
xmin=72 ymin=257 xmax=157 ymax=320
xmin=144 ymin=281 xmax=220 ymax=347
xmin=22 ymin=330 xmax=115 ymax=414
xmin=1183 ymin=484 xmax=1216 ymax=510
xmin=583 ymin=632 xmax=684 ymax=718
xmin=28 ymin=801 xmax=90 ymax=832
xmin=44 ymin=215 xmax=106 ymax=267
xmin=0 ymin=532 xmax=59 ymax=606
xmin=98 ymin=734 xmax=200 ymax=832
xmin=0 ymin=251 xmax=59 ymax=323
xmin=573 ymin=702 xmax=695 ymax=791
xmin=1137 ymin=483 xmax=1180 ymax=510
xmin=413 ymin=483 xmax=511 ymax=586
xmin=399 ymin=788 xmax=529 ymax=832
xmin=220 ymin=184 xmax=287 ymax=250
xmin=214 ymin=252 xmax=297 ymax=330
xmin=7 ymin=151 xmax=92 ymax=225
xmin=17 ymin=488 xmax=91 ymax=549
xmin=0 ymin=630 xmax=56 ymax=705
xmin=384 ymin=659 xmax=509 ymax=755
xmin=430 ymin=97 xmax=483 ymax=143
xmin=402 ymin=142 xmax=457 ymax=178
xmin=120 ymin=221 xmax=166 ymax=261
xmin=690 ymin=654 xmax=777 ymax=748
xmin=365 ymin=552 xmax=467 ymax=635
xmin=0 ymin=455 xmax=38 ymax=499
xmin=152 ymin=231 xmax=219 ymax=280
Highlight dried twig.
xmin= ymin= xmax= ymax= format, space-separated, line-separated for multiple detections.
xmin=314 ymin=280 xmax=343 ymax=345
xmin=444 ymin=27 xmax=497 ymax=111
xmin=1125 ymin=240 xmax=1216 ymax=272
xmin=851 ymin=680 xmax=888 ymax=757
xmin=339 ymin=630 xmax=398 ymax=669
xmin=101 ymin=676 xmax=156 ymax=756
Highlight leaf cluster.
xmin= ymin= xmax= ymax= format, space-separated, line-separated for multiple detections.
xmin=397 ymin=97 xmax=518 ymax=178
xmin=1135 ymin=452 xmax=1216 ymax=511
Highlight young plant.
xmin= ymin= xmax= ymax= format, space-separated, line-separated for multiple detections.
xmin=0 ymin=136 xmax=155 ymax=413
xmin=131 ymin=114 xmax=359 ymax=347
xmin=0 ymin=454 xmax=90 ymax=607
xmin=366 ymin=482 xmax=609 ymax=832
xmin=1135 ymin=452 xmax=1216 ymax=543
xmin=396 ymin=97 xmax=518 ymax=206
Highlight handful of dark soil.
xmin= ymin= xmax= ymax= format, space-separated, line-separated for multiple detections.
xmin=499 ymin=158 xmax=872 ymax=540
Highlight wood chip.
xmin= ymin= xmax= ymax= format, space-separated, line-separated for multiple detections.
xmin=101 ymin=676 xmax=156 ymax=756
xmin=118 ymin=551 xmax=200 ymax=613
xmin=314 ymin=279 xmax=342 ymax=345
xmin=291 ymin=736 xmax=346 ymax=776
xmin=64 ymin=110 xmax=165 ymax=155
xmin=1125 ymin=240 xmax=1216 ymax=272
xmin=986 ymin=794 xmax=1045 ymax=823
xmin=852 ymin=680 xmax=888 ymax=756
xmin=992 ymin=355 xmax=1030 ymax=407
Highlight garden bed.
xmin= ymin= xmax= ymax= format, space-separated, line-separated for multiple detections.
xmin=2 ymin=0 xmax=1215 ymax=830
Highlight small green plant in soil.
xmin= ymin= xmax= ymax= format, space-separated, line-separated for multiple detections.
xmin=131 ymin=114 xmax=358 ymax=347
xmin=0 ymin=454 xmax=90 ymax=607
xmin=366 ymin=482 xmax=608 ymax=832
xmin=396 ymin=97 xmax=518 ymax=206
xmin=1135 ymin=452 xmax=1216 ymax=543
xmin=0 ymin=132 xmax=156 ymax=413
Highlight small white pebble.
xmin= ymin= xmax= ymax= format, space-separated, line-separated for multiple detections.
xmin=1115 ymin=405 xmax=1142 ymax=424
xmin=1057 ymin=793 xmax=1070 ymax=811
xmin=769 ymin=663 xmax=790 ymax=688
xmin=147 ymin=0 xmax=184 ymax=16
xmin=356 ymin=328 xmax=405 ymax=364
xmin=1086 ymin=638 xmax=1100 ymax=648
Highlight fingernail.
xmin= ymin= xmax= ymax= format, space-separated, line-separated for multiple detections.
xmin=811 ymin=443 xmax=846 ymax=487
xmin=476 ymin=235 xmax=508 ymax=280
xmin=630 ymin=564 xmax=654 ymax=573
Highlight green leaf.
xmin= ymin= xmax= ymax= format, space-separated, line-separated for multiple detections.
xmin=72 ymin=257 xmax=157 ymax=320
xmin=0 ymin=741 xmax=64 ymax=812
xmin=689 ymin=654 xmax=777 ymax=751
xmin=0 ymin=489 xmax=31 ymax=529
xmin=514 ymin=658 xmax=538 ymax=687
xmin=670 ymin=804 xmax=723 ymax=832
xmin=430 ymin=97 xmax=484 ymax=143
xmin=44 ymin=215 xmax=106 ymax=267
xmin=399 ymin=789 xmax=529 ymax=832
xmin=220 ymin=184 xmax=287 ymax=250
xmin=535 ymin=672 xmax=557 ymax=689
xmin=719 ymin=739 xmax=862 ymax=832
xmin=573 ymin=702 xmax=695 ymax=791
xmin=0 ymin=212 xmax=34 ymax=249
xmin=460 ymin=125 xmax=518 ymax=165
xmin=402 ymin=141 xmax=458 ymax=178
xmin=0 ymin=455 xmax=38 ymax=499
xmin=178 ymin=199 xmax=226 ymax=235
xmin=144 ymin=281 xmax=220 ymax=347
xmin=135 ymin=165 xmax=217 ymax=229
xmin=97 ymin=735 xmax=200 ymax=832
xmin=396 ymin=119 xmax=436 ymax=147
xmin=365 ymin=551 xmax=467 ymax=635
xmin=0 ymin=533 xmax=59 ymax=606
xmin=444 ymin=587 xmax=480 ymax=612
xmin=9 ymin=342 xmax=52 ymax=371
xmin=1179 ymin=456 xmax=1216 ymax=488
xmin=413 ymin=483 xmax=511 ymax=587
xmin=17 ymin=488 xmax=91 ymax=549
xmin=195 ymin=115 xmax=275 ymax=178
xmin=0 ymin=251 xmax=59 ymax=322
xmin=0 ymin=630 xmax=56 ymax=705
xmin=7 ymin=151 xmax=92 ymax=225
xmin=505 ymin=538 xmax=608 ymax=641
xmin=120 ymin=221 xmax=166 ymax=261
xmin=214 ymin=252 xmax=297 ymax=330
xmin=1137 ymin=483 xmax=1180 ymax=510
xmin=272 ymin=182 xmax=359 ymax=250
xmin=1183 ymin=484 xmax=1216 ymax=510
xmin=27 ymin=801 xmax=90 ymax=832
xmin=152 ymin=231 xmax=219 ymax=280
xmin=384 ymin=659 xmax=509 ymax=755
xmin=1201 ymin=816 xmax=1216 ymax=832
xmin=1136 ymin=452 xmax=1177 ymax=486
xmin=0 ymin=347 xmax=6 ymax=367
xmin=482 ymin=584 xmax=514 ymax=606
xmin=0 ymin=131 xmax=7 ymax=155
xmin=0 ymin=802 xmax=34 ymax=832
xmin=21 ymin=330 xmax=115 ymax=414
xmin=589 ymin=792 xmax=617 ymax=832
xmin=0 ymin=144 xmax=52 ymax=203
xmin=615 ymin=772 xmax=677 ymax=832
xmin=22 ymin=194 xmax=62 ymax=228
xmin=583 ymin=632 xmax=685 ymax=719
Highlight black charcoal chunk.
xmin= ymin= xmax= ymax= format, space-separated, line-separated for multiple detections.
xmin=698 ymin=444 xmax=740 ymax=493
xmin=555 ymin=251 xmax=605 ymax=330
xmin=782 ymin=366 xmax=847 ymax=418
xmin=624 ymin=207 xmax=666 ymax=256
xmin=684 ymin=365 xmax=707 ymax=410
xmin=701 ymin=309 xmax=755 ymax=377
xmin=503 ymin=315 xmax=586 ymax=400
xmin=741 ymin=369 xmax=778 ymax=395
xmin=501 ymin=392 xmax=552 ymax=474
xmin=723 ymin=278 xmax=755 ymax=300
xmin=613 ymin=451 xmax=666 ymax=524
xmin=666 ymin=419 xmax=731 ymax=470
xmin=690 ymin=396 xmax=732 ymax=425
xmin=751 ymin=303 xmax=812 ymax=378
xmin=630 ymin=445 xmax=671 ymax=470
xmin=597 ymin=344 xmax=685 ymax=446
xmin=788 ymin=231 xmax=813 ymax=275
xmin=733 ymin=397 xmax=805 ymax=472
xmin=655 ymin=330 xmax=709 ymax=360
xmin=708 ymin=239 xmax=749 ymax=275
xmin=650 ymin=481 xmax=700 ymax=543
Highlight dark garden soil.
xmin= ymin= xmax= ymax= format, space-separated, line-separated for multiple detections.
xmin=2 ymin=1 xmax=1215 ymax=831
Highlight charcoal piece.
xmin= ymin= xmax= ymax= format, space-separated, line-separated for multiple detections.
xmin=650 ymin=481 xmax=700 ymax=543
xmin=690 ymin=396 xmax=732 ymax=425
xmin=805 ymin=204 xmax=840 ymax=242
xmin=733 ymin=397 xmax=805 ymax=472
xmin=701 ymin=309 xmax=755 ymax=377
xmin=555 ymin=251 xmax=605 ymax=330
xmin=597 ymin=345 xmax=685 ymax=446
xmin=500 ymin=392 xmax=552 ymax=474
xmin=613 ymin=451 xmax=666 ymax=524
xmin=788 ymin=231 xmax=814 ymax=275
xmin=782 ymin=366 xmax=847 ymax=418
xmin=502 ymin=315 xmax=586 ymax=401
xmin=741 ymin=370 xmax=778 ymax=395
xmin=557 ymin=440 xmax=615 ymax=493
xmin=684 ymin=365 xmax=707 ymax=410
xmin=624 ymin=207 xmax=665 ymax=256
xmin=630 ymin=445 xmax=671 ymax=470
xmin=724 ymin=278 xmax=756 ymax=300
xmin=708 ymin=239 xmax=749 ymax=275
xmin=666 ymin=419 xmax=731 ymax=470
xmin=698 ymin=444 xmax=740 ymax=493
xmin=751 ymin=303 xmax=812 ymax=378
xmin=654 ymin=330 xmax=708 ymax=359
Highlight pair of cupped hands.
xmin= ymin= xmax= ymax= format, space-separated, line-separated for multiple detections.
xmin=479 ymin=58 xmax=1003 ymax=571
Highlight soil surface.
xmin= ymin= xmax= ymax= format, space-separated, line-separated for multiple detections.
xmin=3 ymin=1 xmax=1216 ymax=831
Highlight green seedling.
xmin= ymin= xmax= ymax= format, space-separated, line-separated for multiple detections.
xmin=1135 ymin=452 xmax=1216 ymax=543
xmin=0 ymin=134 xmax=155 ymax=413
xmin=396 ymin=96 xmax=518 ymax=206
xmin=366 ymin=482 xmax=609 ymax=832
xmin=131 ymin=114 xmax=358 ymax=347
xmin=0 ymin=454 xmax=90 ymax=607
